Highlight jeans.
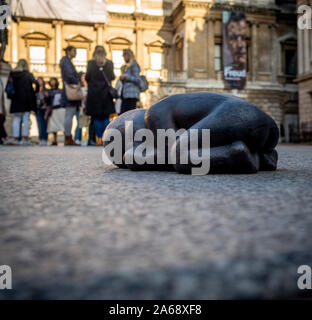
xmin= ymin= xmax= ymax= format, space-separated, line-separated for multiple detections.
xmin=12 ymin=112 xmax=30 ymax=138
xmin=36 ymin=109 xmax=48 ymax=141
xmin=93 ymin=116 xmax=110 ymax=139
xmin=74 ymin=110 xmax=82 ymax=141
xmin=64 ymin=107 xmax=77 ymax=136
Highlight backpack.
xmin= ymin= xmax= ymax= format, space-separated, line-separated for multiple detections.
xmin=139 ymin=75 xmax=149 ymax=92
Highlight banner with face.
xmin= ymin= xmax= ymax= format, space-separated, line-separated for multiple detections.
xmin=223 ymin=11 xmax=247 ymax=90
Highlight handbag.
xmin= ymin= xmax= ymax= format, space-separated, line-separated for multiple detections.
xmin=5 ymin=79 xmax=15 ymax=99
xmin=101 ymin=68 xmax=119 ymax=100
xmin=64 ymin=83 xmax=83 ymax=101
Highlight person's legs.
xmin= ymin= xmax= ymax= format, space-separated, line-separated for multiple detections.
xmin=64 ymin=107 xmax=80 ymax=146
xmin=12 ymin=113 xmax=22 ymax=139
xmin=88 ymin=117 xmax=96 ymax=146
xmin=22 ymin=112 xmax=30 ymax=141
xmin=51 ymin=132 xmax=57 ymax=145
xmin=36 ymin=111 xmax=43 ymax=141
xmin=36 ymin=110 xmax=48 ymax=144
xmin=74 ymin=110 xmax=82 ymax=143
xmin=41 ymin=109 xmax=48 ymax=142
xmin=0 ymin=114 xmax=7 ymax=141
xmin=64 ymin=107 xmax=76 ymax=137
xmin=120 ymin=99 xmax=137 ymax=115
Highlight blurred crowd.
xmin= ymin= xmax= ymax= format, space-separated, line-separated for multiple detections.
xmin=0 ymin=45 xmax=146 ymax=146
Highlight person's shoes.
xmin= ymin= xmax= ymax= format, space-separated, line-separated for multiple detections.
xmin=75 ymin=139 xmax=81 ymax=145
xmin=64 ymin=136 xmax=80 ymax=146
xmin=51 ymin=141 xmax=58 ymax=146
xmin=20 ymin=139 xmax=33 ymax=146
xmin=96 ymin=137 xmax=104 ymax=146
xmin=39 ymin=140 xmax=48 ymax=146
xmin=3 ymin=138 xmax=20 ymax=146
xmin=87 ymin=139 xmax=97 ymax=146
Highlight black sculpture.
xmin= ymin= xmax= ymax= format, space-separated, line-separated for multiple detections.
xmin=103 ymin=92 xmax=279 ymax=174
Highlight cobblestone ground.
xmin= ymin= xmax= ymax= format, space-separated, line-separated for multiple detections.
xmin=0 ymin=144 xmax=311 ymax=299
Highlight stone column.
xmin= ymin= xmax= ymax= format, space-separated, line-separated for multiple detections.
xmin=269 ymin=23 xmax=278 ymax=83
xmin=304 ymin=28 xmax=310 ymax=74
xmin=95 ymin=24 xmax=104 ymax=46
xmin=207 ymin=17 xmax=215 ymax=79
xmin=53 ymin=21 xmax=63 ymax=66
xmin=251 ymin=21 xmax=258 ymax=82
xmin=11 ymin=19 xmax=18 ymax=64
xmin=136 ymin=27 xmax=144 ymax=69
xmin=297 ymin=27 xmax=304 ymax=75
xmin=183 ymin=18 xmax=190 ymax=75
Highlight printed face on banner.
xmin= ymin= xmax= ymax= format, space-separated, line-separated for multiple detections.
xmin=223 ymin=11 xmax=247 ymax=90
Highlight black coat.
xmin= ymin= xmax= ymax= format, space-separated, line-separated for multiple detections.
xmin=85 ymin=59 xmax=116 ymax=117
xmin=9 ymin=71 xmax=37 ymax=113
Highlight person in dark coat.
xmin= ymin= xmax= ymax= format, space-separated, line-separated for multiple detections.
xmin=8 ymin=59 xmax=38 ymax=145
xmin=60 ymin=46 xmax=81 ymax=146
xmin=85 ymin=46 xmax=115 ymax=146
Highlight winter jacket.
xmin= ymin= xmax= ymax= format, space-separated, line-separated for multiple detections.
xmin=85 ymin=59 xmax=116 ymax=117
xmin=60 ymin=56 xmax=81 ymax=108
xmin=121 ymin=61 xmax=141 ymax=100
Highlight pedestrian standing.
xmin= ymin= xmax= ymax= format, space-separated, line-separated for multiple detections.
xmin=36 ymin=77 xmax=49 ymax=146
xmin=7 ymin=59 xmax=37 ymax=145
xmin=60 ymin=46 xmax=81 ymax=146
xmin=46 ymin=77 xmax=64 ymax=146
xmin=0 ymin=61 xmax=8 ymax=144
xmin=119 ymin=49 xmax=141 ymax=114
xmin=85 ymin=46 xmax=115 ymax=146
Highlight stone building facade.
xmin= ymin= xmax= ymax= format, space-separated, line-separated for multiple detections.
xmin=296 ymin=0 xmax=312 ymax=141
xmin=5 ymin=0 xmax=298 ymax=140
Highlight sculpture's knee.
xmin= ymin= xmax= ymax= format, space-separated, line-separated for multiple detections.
xmin=230 ymin=141 xmax=260 ymax=173
xmin=259 ymin=149 xmax=278 ymax=171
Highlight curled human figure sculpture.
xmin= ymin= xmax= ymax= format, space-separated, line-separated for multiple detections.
xmin=103 ymin=92 xmax=279 ymax=174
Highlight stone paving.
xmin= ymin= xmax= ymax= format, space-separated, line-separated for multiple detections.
xmin=0 ymin=144 xmax=311 ymax=299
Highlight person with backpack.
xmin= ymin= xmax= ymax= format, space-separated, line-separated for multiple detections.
xmin=85 ymin=46 xmax=115 ymax=146
xmin=6 ymin=59 xmax=38 ymax=145
xmin=119 ymin=49 xmax=142 ymax=115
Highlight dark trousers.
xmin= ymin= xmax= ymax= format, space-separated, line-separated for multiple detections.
xmin=36 ymin=109 xmax=48 ymax=141
xmin=0 ymin=114 xmax=7 ymax=140
xmin=120 ymin=98 xmax=137 ymax=115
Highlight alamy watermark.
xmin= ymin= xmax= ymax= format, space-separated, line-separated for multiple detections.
xmin=0 ymin=265 xmax=12 ymax=290
xmin=102 ymin=121 xmax=211 ymax=175
xmin=298 ymin=5 xmax=312 ymax=30
xmin=297 ymin=265 xmax=312 ymax=290
xmin=0 ymin=5 xmax=11 ymax=30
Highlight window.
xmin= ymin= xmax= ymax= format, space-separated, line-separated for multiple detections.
xmin=281 ymin=41 xmax=297 ymax=77
xmin=285 ymin=49 xmax=297 ymax=76
xmin=112 ymin=50 xmax=124 ymax=77
xmin=29 ymin=46 xmax=46 ymax=73
xmin=73 ymin=48 xmax=88 ymax=72
xmin=214 ymin=44 xmax=222 ymax=72
xmin=175 ymin=39 xmax=183 ymax=72
xmin=150 ymin=52 xmax=163 ymax=70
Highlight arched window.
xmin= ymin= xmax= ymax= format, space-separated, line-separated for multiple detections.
xmin=22 ymin=32 xmax=51 ymax=73
xmin=106 ymin=37 xmax=133 ymax=76
xmin=145 ymin=39 xmax=170 ymax=79
xmin=66 ymin=35 xmax=93 ymax=72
